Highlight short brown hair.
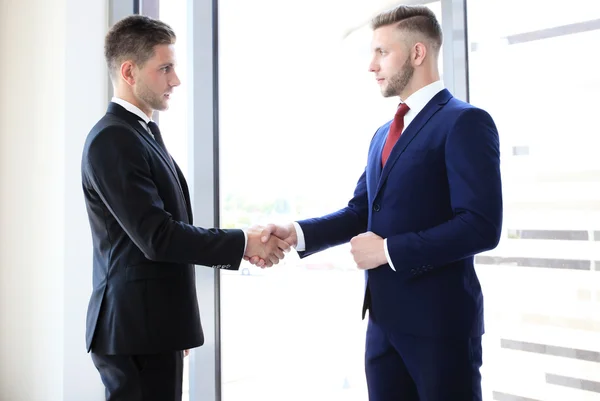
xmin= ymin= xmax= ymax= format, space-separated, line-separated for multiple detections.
xmin=371 ymin=6 xmax=442 ymax=53
xmin=104 ymin=15 xmax=176 ymax=79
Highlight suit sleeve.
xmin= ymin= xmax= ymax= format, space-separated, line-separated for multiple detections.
xmin=84 ymin=126 xmax=245 ymax=269
xmin=387 ymin=108 xmax=503 ymax=277
xmin=296 ymin=169 xmax=369 ymax=258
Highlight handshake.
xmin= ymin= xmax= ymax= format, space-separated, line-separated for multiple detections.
xmin=243 ymin=222 xmax=389 ymax=270
xmin=243 ymin=223 xmax=297 ymax=267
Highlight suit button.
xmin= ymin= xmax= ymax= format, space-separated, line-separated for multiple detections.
xmin=373 ymin=204 xmax=381 ymax=212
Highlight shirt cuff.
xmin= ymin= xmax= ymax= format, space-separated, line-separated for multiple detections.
xmin=293 ymin=222 xmax=306 ymax=251
xmin=384 ymin=238 xmax=396 ymax=271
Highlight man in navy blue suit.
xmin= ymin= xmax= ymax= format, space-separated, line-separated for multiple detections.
xmin=255 ymin=5 xmax=502 ymax=401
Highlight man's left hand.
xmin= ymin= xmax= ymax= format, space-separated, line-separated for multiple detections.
xmin=350 ymin=231 xmax=387 ymax=270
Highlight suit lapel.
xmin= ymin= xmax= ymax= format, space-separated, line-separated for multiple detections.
xmin=373 ymin=124 xmax=387 ymax=180
xmin=106 ymin=103 xmax=189 ymax=219
xmin=375 ymin=89 xmax=452 ymax=197
xmin=367 ymin=123 xmax=388 ymax=197
xmin=107 ymin=104 xmax=182 ymax=182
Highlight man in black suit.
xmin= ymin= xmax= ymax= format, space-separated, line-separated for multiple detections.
xmin=81 ymin=15 xmax=288 ymax=401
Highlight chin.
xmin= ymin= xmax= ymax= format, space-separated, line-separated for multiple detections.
xmin=155 ymin=103 xmax=169 ymax=112
xmin=380 ymin=86 xmax=394 ymax=98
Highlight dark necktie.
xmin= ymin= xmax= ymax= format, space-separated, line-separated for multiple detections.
xmin=146 ymin=121 xmax=168 ymax=153
xmin=381 ymin=103 xmax=410 ymax=166
xmin=146 ymin=121 xmax=177 ymax=172
xmin=144 ymin=120 xmax=188 ymax=218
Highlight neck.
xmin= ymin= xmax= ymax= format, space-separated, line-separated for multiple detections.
xmin=113 ymin=88 xmax=153 ymax=119
xmin=398 ymin=68 xmax=440 ymax=101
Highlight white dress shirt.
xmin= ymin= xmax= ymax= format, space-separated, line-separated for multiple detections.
xmin=110 ymin=96 xmax=249 ymax=254
xmin=294 ymin=80 xmax=446 ymax=271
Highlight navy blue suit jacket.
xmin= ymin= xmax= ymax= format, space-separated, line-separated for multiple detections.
xmin=298 ymin=89 xmax=502 ymax=338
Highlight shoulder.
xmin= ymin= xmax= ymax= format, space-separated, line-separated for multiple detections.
xmin=444 ymin=98 xmax=494 ymax=125
xmin=442 ymin=99 xmax=499 ymax=149
xmin=83 ymin=114 xmax=148 ymax=164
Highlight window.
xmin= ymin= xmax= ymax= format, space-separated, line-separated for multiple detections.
xmin=468 ymin=0 xmax=600 ymax=399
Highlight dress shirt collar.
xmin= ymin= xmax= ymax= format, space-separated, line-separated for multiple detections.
xmin=111 ymin=96 xmax=152 ymax=124
xmin=402 ymin=80 xmax=445 ymax=116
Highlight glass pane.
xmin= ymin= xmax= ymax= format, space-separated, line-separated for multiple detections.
xmin=219 ymin=2 xmax=442 ymax=401
xmin=469 ymin=0 xmax=600 ymax=40
xmin=467 ymin=1 xmax=600 ymax=400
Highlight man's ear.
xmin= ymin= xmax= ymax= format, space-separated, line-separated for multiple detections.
xmin=120 ymin=61 xmax=136 ymax=86
xmin=412 ymin=42 xmax=428 ymax=66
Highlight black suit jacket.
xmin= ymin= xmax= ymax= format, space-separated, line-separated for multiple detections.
xmin=81 ymin=103 xmax=245 ymax=355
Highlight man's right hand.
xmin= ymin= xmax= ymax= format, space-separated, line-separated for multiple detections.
xmin=261 ymin=223 xmax=297 ymax=247
xmin=244 ymin=225 xmax=291 ymax=267
xmin=246 ymin=223 xmax=297 ymax=266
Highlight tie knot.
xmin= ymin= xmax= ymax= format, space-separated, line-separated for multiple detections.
xmin=144 ymin=120 xmax=167 ymax=149
xmin=146 ymin=120 xmax=159 ymax=133
xmin=145 ymin=120 xmax=162 ymax=139
xmin=396 ymin=103 xmax=410 ymax=118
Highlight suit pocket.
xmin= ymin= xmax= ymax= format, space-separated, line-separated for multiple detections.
xmin=126 ymin=263 xmax=183 ymax=281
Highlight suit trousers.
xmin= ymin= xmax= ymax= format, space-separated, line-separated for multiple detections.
xmin=365 ymin=318 xmax=482 ymax=401
xmin=91 ymin=351 xmax=184 ymax=401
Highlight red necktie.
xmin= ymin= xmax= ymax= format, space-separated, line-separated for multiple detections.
xmin=381 ymin=103 xmax=410 ymax=166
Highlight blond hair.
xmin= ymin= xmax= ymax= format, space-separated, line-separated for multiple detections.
xmin=371 ymin=5 xmax=442 ymax=53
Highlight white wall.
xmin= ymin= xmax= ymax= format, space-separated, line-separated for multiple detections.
xmin=0 ymin=0 xmax=107 ymax=399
